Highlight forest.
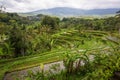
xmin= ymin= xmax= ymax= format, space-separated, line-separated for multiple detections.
xmin=0 ymin=10 xmax=120 ymax=80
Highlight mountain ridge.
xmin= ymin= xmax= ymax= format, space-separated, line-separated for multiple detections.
xmin=24 ymin=7 xmax=120 ymax=16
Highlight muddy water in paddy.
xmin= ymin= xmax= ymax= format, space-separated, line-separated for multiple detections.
xmin=4 ymin=61 xmax=65 ymax=80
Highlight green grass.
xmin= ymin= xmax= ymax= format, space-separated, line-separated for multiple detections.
xmin=0 ymin=46 xmax=113 ymax=80
xmin=0 ymin=30 xmax=117 ymax=79
xmin=0 ymin=49 xmax=65 ymax=79
xmin=0 ymin=47 xmax=110 ymax=79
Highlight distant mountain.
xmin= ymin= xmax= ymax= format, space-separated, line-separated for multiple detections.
xmin=25 ymin=7 xmax=120 ymax=16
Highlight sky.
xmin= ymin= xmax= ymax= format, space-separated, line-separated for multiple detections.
xmin=0 ymin=0 xmax=120 ymax=12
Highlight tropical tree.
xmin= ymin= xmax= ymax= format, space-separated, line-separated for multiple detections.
xmin=41 ymin=16 xmax=60 ymax=30
xmin=9 ymin=25 xmax=29 ymax=57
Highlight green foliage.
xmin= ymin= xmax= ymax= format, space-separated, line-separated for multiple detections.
xmin=0 ymin=12 xmax=120 ymax=80
xmin=41 ymin=16 xmax=60 ymax=29
xmin=83 ymin=47 xmax=120 ymax=80
xmin=23 ymin=46 xmax=120 ymax=80
xmin=61 ymin=16 xmax=120 ymax=32
xmin=0 ymin=12 xmax=120 ymax=58
xmin=8 ymin=25 xmax=29 ymax=57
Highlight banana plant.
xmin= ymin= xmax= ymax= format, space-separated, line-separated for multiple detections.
xmin=63 ymin=50 xmax=90 ymax=74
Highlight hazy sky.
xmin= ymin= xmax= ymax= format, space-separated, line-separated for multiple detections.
xmin=0 ymin=0 xmax=120 ymax=12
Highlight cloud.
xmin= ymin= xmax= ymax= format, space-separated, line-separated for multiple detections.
xmin=0 ymin=0 xmax=120 ymax=12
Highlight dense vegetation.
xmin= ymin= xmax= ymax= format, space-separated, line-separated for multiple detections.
xmin=0 ymin=10 xmax=120 ymax=80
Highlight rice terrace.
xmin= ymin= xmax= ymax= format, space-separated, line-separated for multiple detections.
xmin=0 ymin=0 xmax=120 ymax=80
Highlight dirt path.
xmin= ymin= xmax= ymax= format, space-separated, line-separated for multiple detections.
xmin=4 ymin=61 xmax=65 ymax=80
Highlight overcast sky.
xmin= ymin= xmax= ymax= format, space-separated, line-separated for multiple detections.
xmin=0 ymin=0 xmax=120 ymax=12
